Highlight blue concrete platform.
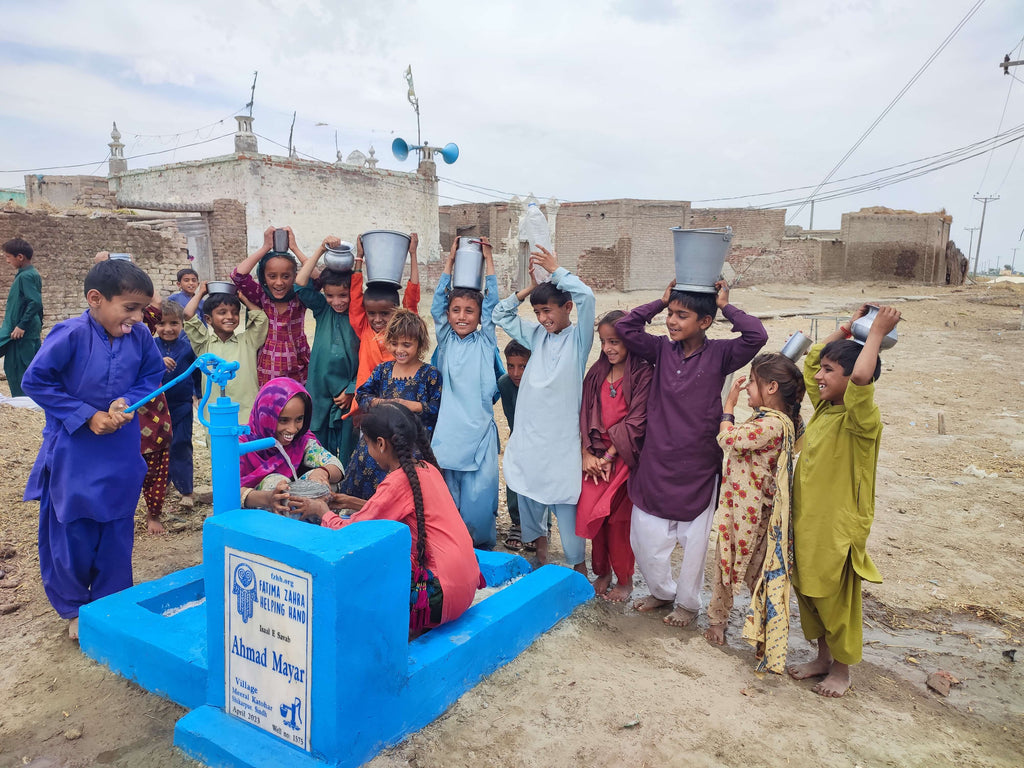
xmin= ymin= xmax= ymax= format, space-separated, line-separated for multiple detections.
xmin=81 ymin=510 xmax=590 ymax=768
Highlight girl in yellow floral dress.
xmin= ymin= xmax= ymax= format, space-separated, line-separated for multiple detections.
xmin=704 ymin=353 xmax=804 ymax=670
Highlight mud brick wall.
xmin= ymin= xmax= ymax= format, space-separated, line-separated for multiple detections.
xmin=840 ymin=212 xmax=949 ymax=283
xmin=0 ymin=209 xmax=188 ymax=332
xmin=205 ymin=198 xmax=248 ymax=280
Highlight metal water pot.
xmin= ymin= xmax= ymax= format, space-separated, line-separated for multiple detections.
xmin=452 ymin=238 xmax=485 ymax=290
xmin=361 ymin=230 xmax=411 ymax=286
xmin=851 ymin=305 xmax=898 ymax=350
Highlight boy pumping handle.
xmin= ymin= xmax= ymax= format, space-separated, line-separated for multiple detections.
xmin=788 ymin=304 xmax=901 ymax=697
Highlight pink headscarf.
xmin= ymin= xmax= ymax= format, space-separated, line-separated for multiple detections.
xmin=239 ymin=377 xmax=318 ymax=488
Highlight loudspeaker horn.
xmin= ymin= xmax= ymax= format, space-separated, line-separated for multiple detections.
xmin=391 ymin=137 xmax=460 ymax=165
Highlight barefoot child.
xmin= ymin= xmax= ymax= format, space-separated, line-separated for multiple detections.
xmin=22 ymin=259 xmax=165 ymax=639
xmin=431 ymin=237 xmax=500 ymax=548
xmin=1 ymin=237 xmax=43 ymax=397
xmin=497 ymin=340 xmax=530 ymax=550
xmin=788 ymin=305 xmax=900 ymax=697
xmin=577 ymin=311 xmax=652 ymax=602
xmin=616 ymin=279 xmax=767 ymax=627
xmin=313 ymin=403 xmax=480 ymax=634
xmin=493 ymin=246 xmax=595 ymax=573
xmin=339 ymin=309 xmax=441 ymax=500
xmin=295 ymin=237 xmax=360 ymax=463
xmin=702 ymin=354 xmax=803 ymax=670
xmin=153 ymin=301 xmax=197 ymax=509
xmin=239 ymin=377 xmax=345 ymax=513
xmin=231 ymin=226 xmax=311 ymax=386
xmin=184 ymin=283 xmax=268 ymax=423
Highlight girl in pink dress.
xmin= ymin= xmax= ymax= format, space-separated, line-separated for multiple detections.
xmin=317 ymin=403 xmax=481 ymax=633
xmin=576 ymin=310 xmax=653 ymax=602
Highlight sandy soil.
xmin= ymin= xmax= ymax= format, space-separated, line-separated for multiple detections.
xmin=1 ymin=280 xmax=1022 ymax=768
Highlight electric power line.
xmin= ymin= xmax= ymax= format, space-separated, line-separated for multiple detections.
xmin=787 ymin=0 xmax=986 ymax=225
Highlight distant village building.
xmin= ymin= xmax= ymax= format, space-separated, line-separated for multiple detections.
xmin=440 ymin=200 xmax=961 ymax=292
xmin=5 ymin=119 xmax=441 ymax=323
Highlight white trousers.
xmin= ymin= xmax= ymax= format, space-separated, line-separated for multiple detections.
xmin=630 ymin=493 xmax=716 ymax=614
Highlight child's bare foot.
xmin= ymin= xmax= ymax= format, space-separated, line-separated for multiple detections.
xmin=593 ymin=572 xmax=613 ymax=596
xmin=604 ymin=580 xmax=633 ymax=602
xmin=788 ymin=657 xmax=832 ymax=680
xmin=704 ymin=623 xmax=727 ymax=645
xmin=533 ymin=536 xmax=549 ymax=566
xmin=813 ymin=663 xmax=851 ymax=697
xmin=633 ymin=595 xmax=673 ymax=612
xmin=573 ymin=562 xmax=588 ymax=577
xmin=147 ymin=515 xmax=166 ymax=535
xmin=664 ymin=605 xmax=697 ymax=627
xmin=68 ymin=617 xmax=79 ymax=641
xmin=180 ymin=494 xmax=194 ymax=508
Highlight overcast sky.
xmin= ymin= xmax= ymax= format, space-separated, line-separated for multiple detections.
xmin=2 ymin=0 xmax=1022 ymax=272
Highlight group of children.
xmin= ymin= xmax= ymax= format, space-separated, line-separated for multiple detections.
xmin=13 ymin=226 xmax=901 ymax=696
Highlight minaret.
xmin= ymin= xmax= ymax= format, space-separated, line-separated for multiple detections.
xmin=234 ymin=115 xmax=258 ymax=154
xmin=108 ymin=122 xmax=127 ymax=176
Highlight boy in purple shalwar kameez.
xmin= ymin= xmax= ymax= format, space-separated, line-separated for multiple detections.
xmin=22 ymin=260 xmax=165 ymax=640
xmin=616 ymin=279 xmax=767 ymax=628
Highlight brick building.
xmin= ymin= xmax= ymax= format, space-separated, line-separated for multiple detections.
xmin=439 ymin=199 xmax=957 ymax=291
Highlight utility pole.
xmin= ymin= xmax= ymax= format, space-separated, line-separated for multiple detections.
xmin=972 ymin=195 xmax=998 ymax=278
xmin=1012 ymin=246 xmax=1020 ymax=275
xmin=964 ymin=226 xmax=979 ymax=265
xmin=809 ymin=199 xmax=815 ymax=230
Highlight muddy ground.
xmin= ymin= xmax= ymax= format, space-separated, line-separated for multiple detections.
xmin=0 ymin=280 xmax=1021 ymax=768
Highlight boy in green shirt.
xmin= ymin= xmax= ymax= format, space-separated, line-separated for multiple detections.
xmin=1 ymin=238 xmax=43 ymax=397
xmin=788 ymin=304 xmax=901 ymax=697
xmin=295 ymin=237 xmax=360 ymax=463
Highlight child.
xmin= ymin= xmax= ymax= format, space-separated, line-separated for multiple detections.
xmin=154 ymin=300 xmax=197 ymax=508
xmin=788 ymin=305 xmax=900 ymax=697
xmin=493 ymin=246 xmax=594 ymax=573
xmin=168 ymin=267 xmax=200 ymax=314
xmin=231 ymin=226 xmax=311 ymax=386
xmin=294 ymin=237 xmax=360 ymax=463
xmin=21 ymin=259 xmax=165 ymax=639
xmin=497 ymin=339 xmax=530 ymax=551
xmin=616 ymin=279 xmax=767 ymax=627
xmin=704 ymin=354 xmax=803 ymax=673
xmin=577 ymin=310 xmax=653 ymax=602
xmin=184 ymin=283 xmax=268 ymax=423
xmin=317 ymin=403 xmax=480 ymax=633
xmin=1 ymin=237 xmax=43 ymax=397
xmin=431 ymin=236 xmax=500 ymax=549
xmin=349 ymin=233 xmax=420 ymax=392
xmin=339 ymin=309 xmax=441 ymax=500
xmin=238 ymin=377 xmax=345 ymax=513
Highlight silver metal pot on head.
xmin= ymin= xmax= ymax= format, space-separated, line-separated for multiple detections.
xmin=206 ymin=281 xmax=237 ymax=295
xmin=361 ymin=230 xmax=411 ymax=286
xmin=851 ymin=305 xmax=898 ymax=350
xmin=320 ymin=242 xmax=356 ymax=272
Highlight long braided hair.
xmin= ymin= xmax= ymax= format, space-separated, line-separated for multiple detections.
xmin=361 ymin=402 xmax=430 ymax=572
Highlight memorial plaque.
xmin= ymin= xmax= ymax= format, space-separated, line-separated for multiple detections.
xmin=224 ymin=548 xmax=312 ymax=751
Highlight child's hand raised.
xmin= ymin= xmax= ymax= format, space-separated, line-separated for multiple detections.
xmin=715 ymin=279 xmax=730 ymax=309
xmin=725 ymin=375 xmax=746 ymax=410
xmin=870 ymin=305 xmax=901 ymax=335
xmin=261 ymin=226 xmax=275 ymax=252
xmin=409 ymin=232 xmax=419 ymax=254
xmin=661 ymin=279 xmax=677 ymax=307
xmin=530 ymin=245 xmax=559 ymax=276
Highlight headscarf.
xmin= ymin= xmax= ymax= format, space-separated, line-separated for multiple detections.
xmin=579 ymin=352 xmax=652 ymax=470
xmin=239 ymin=377 xmax=316 ymax=488
xmin=256 ymin=252 xmax=299 ymax=302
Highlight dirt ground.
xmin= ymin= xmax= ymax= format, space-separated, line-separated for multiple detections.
xmin=1 ymin=280 xmax=1022 ymax=768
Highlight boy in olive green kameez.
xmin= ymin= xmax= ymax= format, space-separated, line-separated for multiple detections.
xmin=1 ymin=238 xmax=43 ymax=397
xmin=788 ymin=304 xmax=901 ymax=697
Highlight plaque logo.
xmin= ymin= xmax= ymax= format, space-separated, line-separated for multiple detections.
xmin=232 ymin=563 xmax=257 ymax=623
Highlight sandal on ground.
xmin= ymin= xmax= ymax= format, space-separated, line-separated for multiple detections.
xmin=523 ymin=540 xmax=537 ymax=552
xmin=504 ymin=525 xmax=524 ymax=551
